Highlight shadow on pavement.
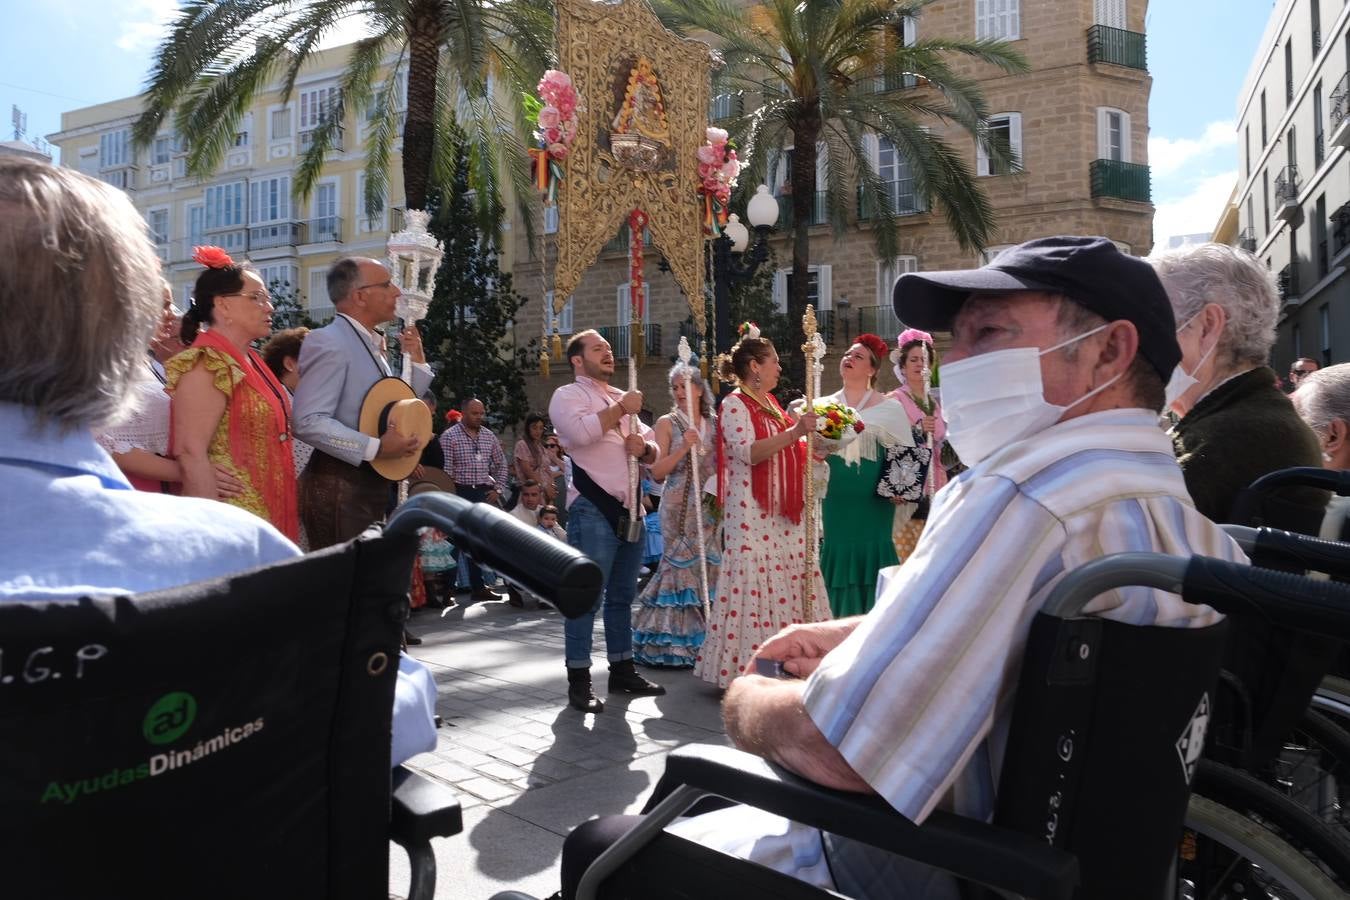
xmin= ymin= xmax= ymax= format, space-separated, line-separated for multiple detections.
xmin=465 ymin=705 xmax=650 ymax=881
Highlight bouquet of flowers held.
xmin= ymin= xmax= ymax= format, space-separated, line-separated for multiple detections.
xmin=790 ymin=398 xmax=865 ymax=462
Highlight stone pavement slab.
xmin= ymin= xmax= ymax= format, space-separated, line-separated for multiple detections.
xmin=398 ymin=595 xmax=728 ymax=899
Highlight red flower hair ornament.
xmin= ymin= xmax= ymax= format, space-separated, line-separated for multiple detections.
xmin=855 ymin=333 xmax=889 ymax=366
xmin=444 ymin=409 xmax=463 ymax=426
xmin=192 ymin=245 xmax=235 ymax=269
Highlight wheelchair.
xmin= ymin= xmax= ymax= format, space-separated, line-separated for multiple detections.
xmin=492 ymin=552 xmax=1350 ymax=899
xmin=0 ymin=492 xmax=601 ymax=900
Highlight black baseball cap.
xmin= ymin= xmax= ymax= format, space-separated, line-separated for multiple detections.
xmin=892 ymin=235 xmax=1181 ymax=382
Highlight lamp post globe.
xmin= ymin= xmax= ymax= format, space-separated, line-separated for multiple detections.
xmin=746 ymin=184 xmax=778 ymax=229
xmin=725 ymin=214 xmax=750 ymax=254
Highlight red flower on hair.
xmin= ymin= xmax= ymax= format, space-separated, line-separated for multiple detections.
xmin=192 ymin=245 xmax=234 ymax=269
xmin=856 ymin=333 xmax=889 ymax=364
xmin=444 ymin=409 xmax=463 ymax=426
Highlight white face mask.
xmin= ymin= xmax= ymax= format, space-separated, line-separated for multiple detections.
xmin=941 ymin=323 xmax=1121 ymax=467
xmin=1164 ymin=312 xmax=1216 ymax=409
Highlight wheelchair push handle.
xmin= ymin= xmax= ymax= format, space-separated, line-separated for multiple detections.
xmin=1246 ymin=465 xmax=1350 ymax=497
xmin=386 ymin=493 xmax=602 ymax=619
xmin=1223 ymin=524 xmax=1350 ymax=579
xmin=1181 ymin=555 xmax=1350 ymax=641
xmin=1043 ymin=553 xmax=1188 ymax=618
xmin=1043 ymin=551 xmax=1350 ymax=642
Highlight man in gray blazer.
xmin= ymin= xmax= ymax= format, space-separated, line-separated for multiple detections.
xmin=294 ymin=257 xmax=432 ymax=550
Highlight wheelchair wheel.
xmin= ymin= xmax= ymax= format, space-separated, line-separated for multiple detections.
xmin=1312 ymin=677 xmax=1350 ymax=731
xmin=1194 ymin=760 xmax=1350 ymax=886
xmin=1180 ymin=794 xmax=1343 ymax=899
xmin=1276 ymin=710 xmax=1350 ymax=831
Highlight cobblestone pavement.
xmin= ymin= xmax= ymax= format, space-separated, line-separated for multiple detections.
xmin=391 ymin=595 xmax=728 ymax=899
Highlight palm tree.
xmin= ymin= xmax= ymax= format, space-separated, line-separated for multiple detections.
xmin=655 ymin=0 xmax=1026 ymax=384
xmin=131 ymin=0 xmax=554 ymax=239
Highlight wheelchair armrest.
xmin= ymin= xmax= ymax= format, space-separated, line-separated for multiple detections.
xmin=391 ymin=766 xmax=463 ymax=846
xmin=659 ymin=744 xmax=1078 ymax=900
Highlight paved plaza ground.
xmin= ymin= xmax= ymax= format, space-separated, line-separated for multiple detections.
xmin=391 ymin=595 xmax=730 ymax=899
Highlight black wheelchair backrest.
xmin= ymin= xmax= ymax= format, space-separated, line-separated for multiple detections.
xmin=997 ymin=560 xmax=1227 ymax=900
xmin=0 ymin=533 xmax=414 ymax=899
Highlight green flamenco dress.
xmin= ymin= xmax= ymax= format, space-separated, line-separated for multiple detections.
xmin=819 ymin=396 xmax=908 ymax=617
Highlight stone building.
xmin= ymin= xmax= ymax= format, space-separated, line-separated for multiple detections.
xmin=510 ymin=0 xmax=1156 ymax=413
xmin=1231 ymin=0 xmax=1350 ymax=372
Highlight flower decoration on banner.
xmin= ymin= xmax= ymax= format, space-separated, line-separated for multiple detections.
xmin=738 ymin=321 xmax=761 ymax=340
xmin=523 ymin=70 xmax=580 ymax=205
xmin=697 ymin=126 xmax=741 ymax=236
xmin=192 ymin=246 xmax=234 ymax=269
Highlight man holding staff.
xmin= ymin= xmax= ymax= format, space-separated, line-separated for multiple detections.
xmin=549 ymin=330 xmax=666 ymax=713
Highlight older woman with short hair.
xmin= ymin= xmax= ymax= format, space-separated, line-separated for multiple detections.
xmin=1152 ymin=243 xmax=1326 ymax=531
xmin=1292 ymin=363 xmax=1350 ymax=538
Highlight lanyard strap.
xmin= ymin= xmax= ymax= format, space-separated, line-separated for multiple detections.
xmin=340 ymin=315 xmax=388 ymax=379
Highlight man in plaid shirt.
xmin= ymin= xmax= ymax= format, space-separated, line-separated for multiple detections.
xmin=439 ymin=398 xmax=509 ymax=602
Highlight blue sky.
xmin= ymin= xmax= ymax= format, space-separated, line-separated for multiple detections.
xmin=1146 ymin=0 xmax=1280 ymax=249
xmin=1 ymin=0 xmax=1278 ymax=250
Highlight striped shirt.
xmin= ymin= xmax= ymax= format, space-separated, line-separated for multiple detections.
xmin=439 ymin=423 xmax=508 ymax=490
xmin=804 ymin=408 xmax=1245 ymax=825
xmin=670 ymin=409 xmax=1248 ymax=890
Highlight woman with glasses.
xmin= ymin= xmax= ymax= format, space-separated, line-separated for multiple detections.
xmin=165 ymin=246 xmax=299 ymax=541
xmin=542 ymin=430 xmax=568 ymax=527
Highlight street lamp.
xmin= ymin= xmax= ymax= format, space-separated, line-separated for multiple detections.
xmin=712 ymin=184 xmax=777 ymax=354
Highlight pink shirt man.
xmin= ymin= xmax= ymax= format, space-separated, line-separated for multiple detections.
xmin=549 ymin=375 xmax=654 ymax=505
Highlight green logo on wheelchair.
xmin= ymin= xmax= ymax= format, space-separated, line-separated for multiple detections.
xmin=143 ymin=692 xmax=196 ymax=745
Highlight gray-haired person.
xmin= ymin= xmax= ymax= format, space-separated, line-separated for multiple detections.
xmin=0 ymin=161 xmax=437 ymax=764
xmin=1151 ymin=242 xmax=1327 ymax=531
xmin=630 ymin=359 xmax=721 ymax=668
xmin=292 ymin=256 xmax=431 ymax=550
xmin=1292 ymin=363 xmax=1350 ymax=539
xmin=0 ymin=157 xmax=297 ymax=594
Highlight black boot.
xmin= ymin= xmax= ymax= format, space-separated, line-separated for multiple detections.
xmin=567 ymin=666 xmax=604 ymax=713
xmin=608 ymin=659 xmax=666 ymax=696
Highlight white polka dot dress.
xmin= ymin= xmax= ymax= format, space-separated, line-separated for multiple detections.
xmin=696 ymin=394 xmax=830 ymax=688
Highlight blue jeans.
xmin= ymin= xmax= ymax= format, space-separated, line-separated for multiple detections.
xmin=565 ymin=496 xmax=643 ymax=668
xmin=454 ymin=484 xmax=493 ymax=589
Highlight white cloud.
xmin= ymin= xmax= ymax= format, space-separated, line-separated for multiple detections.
xmin=1149 ymin=121 xmax=1238 ymax=178
xmin=114 ymin=2 xmax=372 ymax=55
xmin=1149 ymin=171 xmax=1238 ymax=256
xmin=115 ymin=0 xmax=178 ymax=53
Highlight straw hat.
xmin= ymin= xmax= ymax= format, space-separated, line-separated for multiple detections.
xmin=358 ymin=376 xmax=433 ymax=481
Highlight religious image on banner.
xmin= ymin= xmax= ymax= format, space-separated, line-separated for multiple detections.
xmin=606 ymin=56 xmax=673 ymax=174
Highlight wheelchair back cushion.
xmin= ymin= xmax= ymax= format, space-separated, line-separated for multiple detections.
xmin=994 ymin=612 xmax=1228 ymax=900
xmin=0 ymin=535 xmax=413 ymax=899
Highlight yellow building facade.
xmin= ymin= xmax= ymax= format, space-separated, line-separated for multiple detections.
xmin=48 ymin=45 xmax=414 ymax=324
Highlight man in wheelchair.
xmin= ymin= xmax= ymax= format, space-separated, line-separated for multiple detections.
xmin=554 ymin=237 xmax=1250 ymax=898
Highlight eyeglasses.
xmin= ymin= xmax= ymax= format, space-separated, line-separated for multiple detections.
xmin=1292 ymin=368 xmax=1315 ymax=376
xmin=222 ymin=290 xmax=271 ymax=305
xmin=356 ymin=279 xmax=393 ymax=291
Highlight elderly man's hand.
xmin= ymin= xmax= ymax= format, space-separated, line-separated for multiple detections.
xmin=752 ymin=619 xmax=860 ymax=678
xmin=400 ymin=325 xmax=426 ymax=364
